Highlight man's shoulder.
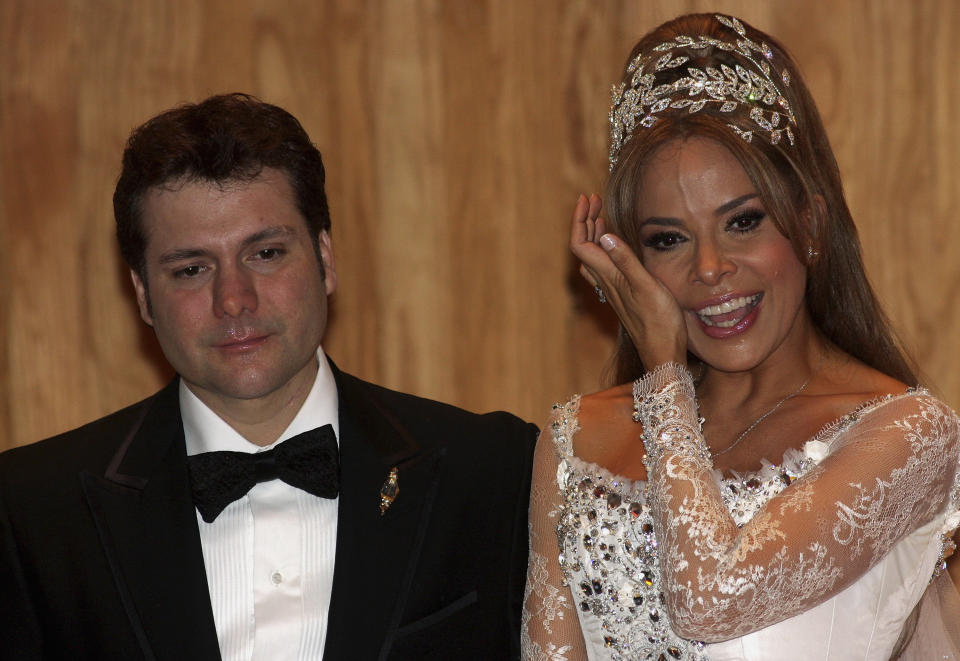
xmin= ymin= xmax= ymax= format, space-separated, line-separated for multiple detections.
xmin=337 ymin=370 xmax=538 ymax=442
xmin=1 ymin=383 xmax=176 ymax=474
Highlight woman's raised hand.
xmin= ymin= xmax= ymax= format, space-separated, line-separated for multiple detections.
xmin=570 ymin=193 xmax=688 ymax=369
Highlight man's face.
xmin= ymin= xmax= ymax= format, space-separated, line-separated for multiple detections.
xmin=131 ymin=168 xmax=336 ymax=413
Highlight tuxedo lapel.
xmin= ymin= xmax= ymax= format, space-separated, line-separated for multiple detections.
xmin=80 ymin=381 xmax=221 ymax=661
xmin=324 ymin=368 xmax=445 ymax=661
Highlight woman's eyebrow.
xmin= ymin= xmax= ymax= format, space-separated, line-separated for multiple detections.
xmin=715 ymin=193 xmax=759 ymax=215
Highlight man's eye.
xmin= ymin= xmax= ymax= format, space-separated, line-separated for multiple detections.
xmin=255 ymin=248 xmax=284 ymax=261
xmin=174 ymin=265 xmax=204 ymax=278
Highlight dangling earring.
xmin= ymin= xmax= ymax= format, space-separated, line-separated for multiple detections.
xmin=807 ymin=246 xmax=819 ymax=260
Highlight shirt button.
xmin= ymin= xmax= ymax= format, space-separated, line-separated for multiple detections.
xmin=271 ymin=571 xmax=283 ymax=585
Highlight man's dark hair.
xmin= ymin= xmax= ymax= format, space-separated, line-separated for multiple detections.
xmin=114 ymin=93 xmax=330 ymax=279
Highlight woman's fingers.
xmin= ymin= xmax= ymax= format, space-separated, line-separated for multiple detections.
xmin=571 ymin=195 xmax=607 ymax=294
xmin=570 ymin=193 xmax=688 ymax=366
xmin=571 ymin=197 xmax=609 ymax=272
xmin=570 ymin=196 xmax=687 ymax=365
xmin=601 ymin=233 xmax=688 ymax=365
xmin=595 ymin=215 xmax=607 ymax=240
xmin=570 ymin=195 xmax=646 ymax=308
xmin=571 ymin=194 xmax=591 ymax=245
xmin=587 ymin=194 xmax=602 ymax=244
xmin=572 ymin=193 xmax=606 ymax=246
xmin=598 ymin=233 xmax=651 ymax=288
xmin=576 ymin=229 xmax=655 ymax=298
xmin=579 ymin=264 xmax=605 ymax=296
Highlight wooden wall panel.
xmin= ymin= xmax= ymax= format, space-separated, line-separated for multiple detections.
xmin=2 ymin=0 xmax=958 ymax=450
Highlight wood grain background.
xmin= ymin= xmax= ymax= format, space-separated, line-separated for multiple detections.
xmin=2 ymin=0 xmax=958 ymax=450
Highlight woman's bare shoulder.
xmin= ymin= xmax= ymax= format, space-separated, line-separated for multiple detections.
xmin=574 ymin=383 xmax=648 ymax=480
xmin=814 ymin=356 xmax=911 ymax=419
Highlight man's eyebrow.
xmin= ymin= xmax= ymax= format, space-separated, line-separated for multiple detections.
xmin=157 ymin=225 xmax=298 ymax=265
xmin=158 ymin=248 xmax=207 ymax=265
xmin=241 ymin=225 xmax=297 ymax=248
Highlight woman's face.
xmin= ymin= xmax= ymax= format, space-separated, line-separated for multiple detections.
xmin=634 ymin=136 xmax=812 ymax=373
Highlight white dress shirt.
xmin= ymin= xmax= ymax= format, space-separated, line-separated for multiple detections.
xmin=182 ymin=350 xmax=339 ymax=661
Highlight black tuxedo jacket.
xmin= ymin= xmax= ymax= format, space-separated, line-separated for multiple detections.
xmin=0 ymin=365 xmax=538 ymax=660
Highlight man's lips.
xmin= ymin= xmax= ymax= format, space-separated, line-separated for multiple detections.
xmin=214 ymin=333 xmax=270 ymax=351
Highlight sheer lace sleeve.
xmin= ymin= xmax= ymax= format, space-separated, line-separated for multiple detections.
xmin=635 ymin=363 xmax=960 ymax=643
xmin=521 ymin=406 xmax=588 ymax=660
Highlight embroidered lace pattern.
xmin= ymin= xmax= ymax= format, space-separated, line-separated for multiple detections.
xmin=522 ymin=399 xmax=585 ymax=661
xmin=636 ymin=363 xmax=960 ymax=642
xmin=550 ymin=397 xmax=709 ymax=660
xmin=522 ymin=366 xmax=960 ymax=658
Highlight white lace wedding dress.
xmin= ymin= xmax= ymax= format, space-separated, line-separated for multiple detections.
xmin=522 ymin=364 xmax=960 ymax=661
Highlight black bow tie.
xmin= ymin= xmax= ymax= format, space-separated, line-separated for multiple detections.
xmin=187 ymin=424 xmax=340 ymax=523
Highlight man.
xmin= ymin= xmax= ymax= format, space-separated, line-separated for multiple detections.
xmin=0 ymin=94 xmax=537 ymax=661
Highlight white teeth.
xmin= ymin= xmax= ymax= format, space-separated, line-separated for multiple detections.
xmin=696 ymin=295 xmax=759 ymax=316
xmin=707 ymin=317 xmax=740 ymax=328
xmin=696 ymin=294 xmax=760 ymax=327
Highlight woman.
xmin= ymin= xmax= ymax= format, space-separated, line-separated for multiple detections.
xmin=522 ymin=14 xmax=960 ymax=661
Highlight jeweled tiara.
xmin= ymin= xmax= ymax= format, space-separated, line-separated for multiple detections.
xmin=609 ymin=15 xmax=796 ymax=168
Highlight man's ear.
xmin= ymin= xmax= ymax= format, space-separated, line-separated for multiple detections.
xmin=318 ymin=230 xmax=337 ymax=296
xmin=129 ymin=269 xmax=154 ymax=326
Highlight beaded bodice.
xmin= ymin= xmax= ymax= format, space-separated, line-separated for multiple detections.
xmin=552 ymin=396 xmax=817 ymax=660
xmin=522 ymin=376 xmax=960 ymax=661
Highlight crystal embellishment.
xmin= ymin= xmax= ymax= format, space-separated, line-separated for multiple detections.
xmin=548 ymin=391 xmax=828 ymax=659
xmin=551 ymin=398 xmax=709 ymax=660
xmin=379 ymin=466 xmax=399 ymax=515
xmin=609 ymin=14 xmax=796 ymax=168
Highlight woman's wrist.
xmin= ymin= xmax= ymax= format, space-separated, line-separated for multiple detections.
xmin=632 ymin=363 xmax=711 ymax=467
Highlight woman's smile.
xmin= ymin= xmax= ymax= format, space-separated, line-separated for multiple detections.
xmin=635 ymin=136 xmax=811 ymax=371
xmin=694 ymin=293 xmax=762 ymax=328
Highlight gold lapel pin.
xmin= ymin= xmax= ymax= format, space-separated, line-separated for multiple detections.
xmin=379 ymin=466 xmax=399 ymax=515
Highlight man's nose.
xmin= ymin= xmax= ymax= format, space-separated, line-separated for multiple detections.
xmin=213 ymin=266 xmax=258 ymax=318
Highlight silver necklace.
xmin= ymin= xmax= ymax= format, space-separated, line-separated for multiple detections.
xmin=711 ymin=375 xmax=813 ymax=457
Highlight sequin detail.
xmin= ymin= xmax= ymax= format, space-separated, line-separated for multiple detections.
xmin=544 ymin=379 xmax=960 ymax=657
xmin=552 ymin=399 xmax=710 ymax=660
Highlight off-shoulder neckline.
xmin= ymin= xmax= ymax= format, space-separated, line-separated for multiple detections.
xmin=554 ymin=387 xmax=930 ymax=485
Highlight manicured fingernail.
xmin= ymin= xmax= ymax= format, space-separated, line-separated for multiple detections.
xmin=600 ymin=234 xmax=617 ymax=251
